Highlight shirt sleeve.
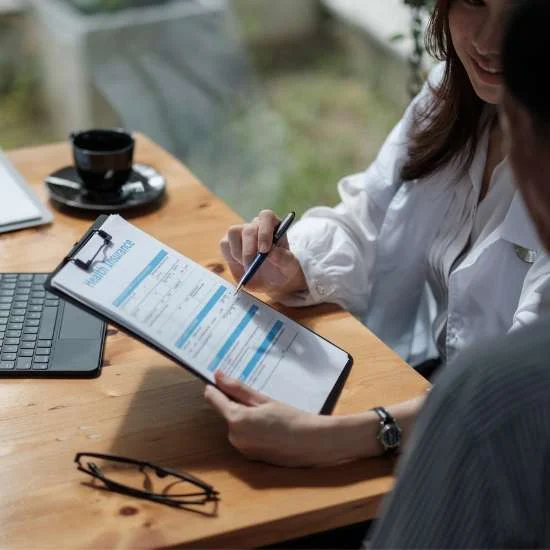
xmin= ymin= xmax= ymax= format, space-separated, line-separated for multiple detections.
xmin=369 ymin=360 xmax=495 ymax=549
xmin=370 ymin=324 xmax=550 ymax=549
xmin=280 ymin=68 xmax=442 ymax=318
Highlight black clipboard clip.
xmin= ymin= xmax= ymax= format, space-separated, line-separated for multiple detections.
xmin=68 ymin=228 xmax=113 ymax=271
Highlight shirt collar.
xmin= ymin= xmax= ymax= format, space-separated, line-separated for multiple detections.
xmin=499 ymin=188 xmax=543 ymax=252
xmin=467 ymin=113 xmax=542 ymax=252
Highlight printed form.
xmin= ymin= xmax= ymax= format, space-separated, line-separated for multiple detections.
xmin=51 ymin=216 xmax=350 ymax=412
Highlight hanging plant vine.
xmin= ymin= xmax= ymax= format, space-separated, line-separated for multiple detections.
xmin=403 ymin=0 xmax=435 ymax=97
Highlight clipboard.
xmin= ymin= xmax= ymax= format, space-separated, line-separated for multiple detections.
xmin=45 ymin=215 xmax=352 ymax=414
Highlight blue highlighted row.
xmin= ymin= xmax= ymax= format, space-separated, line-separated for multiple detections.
xmin=175 ymin=286 xmax=227 ymax=349
xmin=240 ymin=320 xmax=284 ymax=382
xmin=113 ymin=250 xmax=168 ymax=307
xmin=208 ymin=305 xmax=259 ymax=372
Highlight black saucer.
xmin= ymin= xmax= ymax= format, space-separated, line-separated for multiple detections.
xmin=44 ymin=164 xmax=166 ymax=214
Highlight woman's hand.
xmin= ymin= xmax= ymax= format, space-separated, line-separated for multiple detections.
xmin=205 ymin=372 xmax=428 ymax=467
xmin=204 ymin=371 xmax=345 ymax=468
xmin=220 ymin=210 xmax=307 ymax=298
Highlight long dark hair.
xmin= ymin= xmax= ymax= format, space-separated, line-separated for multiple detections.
xmin=401 ymin=0 xmax=486 ymax=182
xmin=503 ymin=0 xmax=550 ymax=138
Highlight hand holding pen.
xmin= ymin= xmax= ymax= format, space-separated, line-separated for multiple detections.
xmin=219 ymin=210 xmax=308 ymax=297
xmin=235 ymin=212 xmax=295 ymax=293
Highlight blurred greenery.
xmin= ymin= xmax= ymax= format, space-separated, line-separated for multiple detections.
xmin=251 ymin=38 xmax=403 ymax=217
xmin=0 ymin=60 xmax=55 ymax=150
xmin=0 ymin=10 xmax=403 ymax=220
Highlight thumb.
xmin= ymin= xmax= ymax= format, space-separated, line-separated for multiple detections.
xmin=214 ymin=370 xmax=270 ymax=407
xmin=204 ymin=384 xmax=235 ymax=419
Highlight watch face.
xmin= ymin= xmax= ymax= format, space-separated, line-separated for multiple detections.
xmin=381 ymin=424 xmax=401 ymax=449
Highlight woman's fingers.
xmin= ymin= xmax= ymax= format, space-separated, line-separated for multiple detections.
xmin=204 ymin=384 xmax=235 ymax=419
xmin=226 ymin=224 xmax=245 ymax=265
xmin=241 ymin=222 xmax=260 ymax=266
xmin=219 ymin=210 xmax=299 ymax=293
xmin=225 ymin=212 xmax=283 ymax=266
xmin=220 ymin=238 xmax=245 ymax=281
xmin=214 ymin=370 xmax=269 ymax=406
xmin=258 ymin=210 xmax=281 ymax=253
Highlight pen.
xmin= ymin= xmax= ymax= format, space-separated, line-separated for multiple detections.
xmin=234 ymin=212 xmax=295 ymax=294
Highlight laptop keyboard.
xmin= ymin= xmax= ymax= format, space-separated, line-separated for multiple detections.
xmin=0 ymin=273 xmax=59 ymax=371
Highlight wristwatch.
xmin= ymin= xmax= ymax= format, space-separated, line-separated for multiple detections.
xmin=372 ymin=407 xmax=402 ymax=454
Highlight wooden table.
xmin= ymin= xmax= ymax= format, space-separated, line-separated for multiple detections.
xmin=0 ymin=135 xmax=429 ymax=549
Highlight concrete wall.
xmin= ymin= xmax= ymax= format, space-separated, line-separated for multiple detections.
xmin=0 ymin=0 xmax=29 ymax=94
xmin=0 ymin=0 xmax=27 ymax=12
xmin=323 ymin=0 xmax=430 ymax=109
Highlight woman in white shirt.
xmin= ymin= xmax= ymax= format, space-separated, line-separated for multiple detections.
xmin=204 ymin=0 xmax=550 ymax=467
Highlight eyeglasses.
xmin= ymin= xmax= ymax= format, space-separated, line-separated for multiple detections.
xmin=74 ymin=452 xmax=219 ymax=509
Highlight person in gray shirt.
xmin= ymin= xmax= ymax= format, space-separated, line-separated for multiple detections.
xmin=370 ymin=0 xmax=550 ymax=546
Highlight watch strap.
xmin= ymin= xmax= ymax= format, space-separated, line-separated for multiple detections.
xmin=372 ymin=406 xmax=401 ymax=454
xmin=373 ymin=406 xmax=394 ymax=425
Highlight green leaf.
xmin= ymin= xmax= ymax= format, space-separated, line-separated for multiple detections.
xmin=389 ymin=33 xmax=406 ymax=43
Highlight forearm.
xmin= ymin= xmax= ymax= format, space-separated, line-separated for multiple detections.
xmin=318 ymin=395 xmax=427 ymax=464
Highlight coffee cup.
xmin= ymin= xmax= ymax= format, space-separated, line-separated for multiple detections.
xmin=70 ymin=129 xmax=134 ymax=197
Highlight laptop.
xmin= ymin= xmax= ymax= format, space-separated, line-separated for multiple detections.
xmin=0 ymin=273 xmax=106 ymax=377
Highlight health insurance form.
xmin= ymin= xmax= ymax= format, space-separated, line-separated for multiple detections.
xmin=51 ymin=216 xmax=350 ymax=413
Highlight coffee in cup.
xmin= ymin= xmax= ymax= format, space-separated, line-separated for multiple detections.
xmin=70 ymin=129 xmax=134 ymax=198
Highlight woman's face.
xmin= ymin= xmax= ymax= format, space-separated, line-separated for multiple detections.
xmin=449 ymin=0 xmax=517 ymax=104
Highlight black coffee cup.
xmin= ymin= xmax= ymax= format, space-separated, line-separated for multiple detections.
xmin=70 ymin=129 xmax=134 ymax=197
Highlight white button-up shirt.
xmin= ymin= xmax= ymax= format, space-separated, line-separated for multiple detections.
xmin=284 ymin=66 xmax=550 ymax=365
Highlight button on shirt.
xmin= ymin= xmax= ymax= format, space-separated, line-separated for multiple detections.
xmin=282 ymin=64 xmax=550 ymax=365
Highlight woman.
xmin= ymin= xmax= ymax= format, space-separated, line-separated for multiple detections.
xmin=205 ymin=0 xmax=550 ymax=467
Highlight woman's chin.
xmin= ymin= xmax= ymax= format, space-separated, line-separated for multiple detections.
xmin=472 ymin=81 xmax=502 ymax=105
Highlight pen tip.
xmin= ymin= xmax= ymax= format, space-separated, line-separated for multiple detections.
xmin=234 ymin=284 xmax=241 ymax=295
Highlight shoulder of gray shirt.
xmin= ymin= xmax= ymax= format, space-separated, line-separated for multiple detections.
xmin=426 ymin=315 xmax=550 ymax=440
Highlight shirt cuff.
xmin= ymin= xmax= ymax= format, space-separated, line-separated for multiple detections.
xmin=279 ymin=242 xmax=337 ymax=307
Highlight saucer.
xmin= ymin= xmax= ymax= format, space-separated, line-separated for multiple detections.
xmin=44 ymin=164 xmax=166 ymax=214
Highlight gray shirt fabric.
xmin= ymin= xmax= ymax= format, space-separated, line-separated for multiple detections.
xmin=370 ymin=316 xmax=550 ymax=549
